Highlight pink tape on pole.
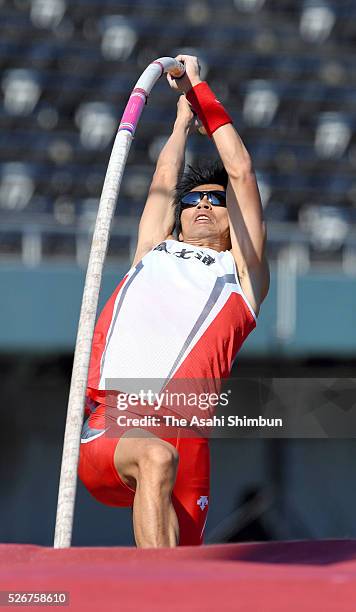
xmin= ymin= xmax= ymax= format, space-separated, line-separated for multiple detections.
xmin=119 ymin=88 xmax=147 ymax=134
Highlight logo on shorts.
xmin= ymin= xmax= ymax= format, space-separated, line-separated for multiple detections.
xmin=197 ymin=495 xmax=209 ymax=511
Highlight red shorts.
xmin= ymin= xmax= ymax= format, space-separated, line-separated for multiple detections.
xmin=78 ymin=403 xmax=210 ymax=546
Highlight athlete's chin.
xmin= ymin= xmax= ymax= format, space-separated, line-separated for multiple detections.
xmin=190 ymin=226 xmax=216 ymax=238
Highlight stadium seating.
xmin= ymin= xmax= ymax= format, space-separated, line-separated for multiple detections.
xmin=1 ymin=0 xmax=355 ymax=265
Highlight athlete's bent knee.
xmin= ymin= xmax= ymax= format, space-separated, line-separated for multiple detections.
xmin=138 ymin=443 xmax=178 ymax=489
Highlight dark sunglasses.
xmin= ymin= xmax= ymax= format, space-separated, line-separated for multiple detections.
xmin=180 ymin=190 xmax=226 ymax=208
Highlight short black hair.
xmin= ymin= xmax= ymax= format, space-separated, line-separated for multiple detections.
xmin=173 ymin=160 xmax=228 ymax=238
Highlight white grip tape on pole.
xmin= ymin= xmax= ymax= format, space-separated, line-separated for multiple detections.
xmin=54 ymin=57 xmax=185 ymax=548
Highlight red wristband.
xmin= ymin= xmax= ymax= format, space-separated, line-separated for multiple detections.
xmin=186 ymin=82 xmax=233 ymax=138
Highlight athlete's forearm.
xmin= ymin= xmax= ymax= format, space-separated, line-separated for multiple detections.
xmin=184 ymin=78 xmax=253 ymax=179
xmin=212 ymin=122 xmax=253 ymax=179
xmin=154 ymin=118 xmax=190 ymax=181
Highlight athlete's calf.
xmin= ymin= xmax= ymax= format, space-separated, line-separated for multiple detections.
xmin=114 ymin=432 xmax=179 ymax=547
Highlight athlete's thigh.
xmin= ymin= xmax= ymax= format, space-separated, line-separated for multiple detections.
xmin=172 ymin=436 xmax=210 ymax=546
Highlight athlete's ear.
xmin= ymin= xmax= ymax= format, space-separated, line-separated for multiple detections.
xmin=178 ymin=231 xmax=183 ymax=241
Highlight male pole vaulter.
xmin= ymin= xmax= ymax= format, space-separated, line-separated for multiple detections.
xmin=78 ymin=54 xmax=269 ymax=547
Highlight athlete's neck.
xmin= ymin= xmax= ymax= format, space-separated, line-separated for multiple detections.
xmin=179 ymin=235 xmax=231 ymax=252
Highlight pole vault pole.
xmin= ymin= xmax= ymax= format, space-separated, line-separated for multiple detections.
xmin=54 ymin=57 xmax=185 ymax=548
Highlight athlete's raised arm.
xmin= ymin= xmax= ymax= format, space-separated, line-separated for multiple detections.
xmin=169 ymin=54 xmax=270 ymax=316
xmin=131 ymin=96 xmax=194 ymax=267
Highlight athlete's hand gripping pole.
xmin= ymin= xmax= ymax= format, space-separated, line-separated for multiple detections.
xmin=53 ymin=57 xmax=185 ymax=549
